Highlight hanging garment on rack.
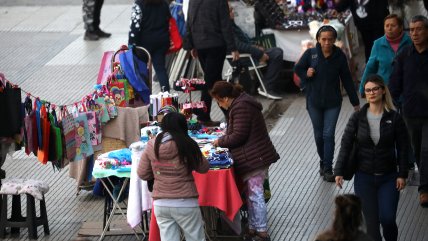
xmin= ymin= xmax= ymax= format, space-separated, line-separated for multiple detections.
xmin=0 ymin=79 xmax=23 ymax=138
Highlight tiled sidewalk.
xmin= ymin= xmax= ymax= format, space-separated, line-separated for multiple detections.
xmin=1 ymin=4 xmax=428 ymax=241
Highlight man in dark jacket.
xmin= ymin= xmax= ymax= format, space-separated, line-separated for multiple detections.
xmin=183 ymin=0 xmax=239 ymax=126
xmin=389 ymin=15 xmax=428 ymax=208
xmin=230 ymin=6 xmax=283 ymax=100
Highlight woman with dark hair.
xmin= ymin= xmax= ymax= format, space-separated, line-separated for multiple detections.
xmin=359 ymin=14 xmax=412 ymax=95
xmin=137 ymin=112 xmax=209 ymax=241
xmin=315 ymin=194 xmax=374 ymax=241
xmin=211 ymin=81 xmax=279 ymax=241
xmin=128 ymin=0 xmax=171 ymax=92
xmin=335 ymin=75 xmax=409 ymax=241
xmin=294 ymin=25 xmax=360 ymax=182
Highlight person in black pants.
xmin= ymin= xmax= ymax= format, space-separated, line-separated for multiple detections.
xmin=334 ymin=0 xmax=389 ymax=62
xmin=128 ymin=0 xmax=171 ymax=92
xmin=183 ymin=0 xmax=239 ymax=126
xmin=82 ymin=0 xmax=111 ymax=41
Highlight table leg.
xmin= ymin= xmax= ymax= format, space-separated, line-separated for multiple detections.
xmin=98 ymin=178 xmax=144 ymax=241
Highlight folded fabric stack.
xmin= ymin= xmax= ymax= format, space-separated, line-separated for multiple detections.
xmin=95 ymin=148 xmax=132 ymax=170
xmin=207 ymin=151 xmax=233 ymax=169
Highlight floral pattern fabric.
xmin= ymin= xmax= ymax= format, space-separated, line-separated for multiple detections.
xmin=0 ymin=178 xmax=49 ymax=200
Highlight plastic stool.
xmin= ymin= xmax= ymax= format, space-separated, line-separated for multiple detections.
xmin=0 ymin=178 xmax=50 ymax=240
xmin=0 ymin=193 xmax=49 ymax=239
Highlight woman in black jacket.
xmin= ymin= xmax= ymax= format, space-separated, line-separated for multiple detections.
xmin=334 ymin=75 xmax=409 ymax=241
xmin=294 ymin=26 xmax=360 ymax=182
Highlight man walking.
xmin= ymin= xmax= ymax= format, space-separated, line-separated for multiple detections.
xmin=389 ymin=15 xmax=428 ymax=207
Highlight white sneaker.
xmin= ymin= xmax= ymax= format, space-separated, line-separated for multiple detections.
xmin=257 ymin=88 xmax=283 ymax=100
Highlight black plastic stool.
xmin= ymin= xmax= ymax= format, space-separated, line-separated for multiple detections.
xmin=0 ymin=193 xmax=49 ymax=239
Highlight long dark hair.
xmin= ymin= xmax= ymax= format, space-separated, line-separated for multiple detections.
xmin=332 ymin=194 xmax=364 ymax=241
xmin=154 ymin=112 xmax=204 ymax=173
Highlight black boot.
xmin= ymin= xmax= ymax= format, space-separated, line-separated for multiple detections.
xmin=323 ymin=170 xmax=335 ymax=182
xmin=84 ymin=30 xmax=99 ymax=41
xmin=94 ymin=29 xmax=111 ymax=38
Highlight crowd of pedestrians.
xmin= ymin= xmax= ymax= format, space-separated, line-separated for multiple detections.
xmin=81 ymin=0 xmax=428 ymax=240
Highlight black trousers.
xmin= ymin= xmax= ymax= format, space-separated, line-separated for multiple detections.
xmin=404 ymin=117 xmax=428 ymax=193
xmin=196 ymin=46 xmax=227 ymax=122
xmin=360 ymin=26 xmax=384 ymax=63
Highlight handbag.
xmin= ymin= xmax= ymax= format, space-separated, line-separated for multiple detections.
xmin=59 ymin=107 xmax=77 ymax=162
xmin=173 ymin=61 xmax=205 ymax=91
xmin=0 ymin=79 xmax=23 ymax=137
xmin=343 ymin=138 xmax=358 ymax=181
xmin=343 ymin=122 xmax=359 ymax=181
xmin=167 ymin=17 xmax=182 ymax=54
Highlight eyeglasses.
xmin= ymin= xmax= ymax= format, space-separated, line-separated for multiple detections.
xmin=364 ymin=86 xmax=383 ymax=94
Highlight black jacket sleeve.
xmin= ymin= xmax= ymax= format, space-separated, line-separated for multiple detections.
xmin=219 ymin=0 xmax=237 ymax=52
xmin=394 ymin=112 xmax=409 ymax=178
xmin=339 ymin=52 xmax=360 ymax=107
xmin=128 ymin=2 xmax=142 ymax=46
xmin=334 ymin=111 xmax=359 ymax=176
xmin=293 ymin=49 xmax=311 ymax=82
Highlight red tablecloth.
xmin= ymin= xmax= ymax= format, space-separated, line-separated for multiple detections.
xmin=149 ymin=168 xmax=243 ymax=241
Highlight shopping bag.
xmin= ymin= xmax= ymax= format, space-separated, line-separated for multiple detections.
xmin=97 ymin=51 xmax=115 ymax=85
xmin=74 ymin=113 xmax=94 ymax=161
xmin=59 ymin=107 xmax=77 ymax=161
xmin=23 ymin=96 xmax=38 ymax=155
xmin=0 ymin=78 xmax=23 ymax=137
xmin=85 ymin=111 xmax=102 ymax=146
xmin=48 ymin=111 xmax=63 ymax=165
xmin=119 ymin=48 xmax=151 ymax=104
xmin=167 ymin=17 xmax=182 ymax=54
xmin=95 ymin=96 xmax=110 ymax=124
xmin=37 ymin=104 xmax=50 ymax=165
xmin=108 ymin=78 xmax=126 ymax=107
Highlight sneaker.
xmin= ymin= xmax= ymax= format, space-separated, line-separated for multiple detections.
xmin=257 ymin=88 xmax=282 ymax=100
xmin=84 ymin=31 xmax=99 ymax=41
xmin=323 ymin=170 xmax=335 ymax=182
xmin=95 ymin=29 xmax=111 ymax=38
xmin=198 ymin=120 xmax=221 ymax=127
xmin=420 ymin=192 xmax=428 ymax=208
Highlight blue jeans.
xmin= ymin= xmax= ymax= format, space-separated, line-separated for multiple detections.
xmin=306 ymin=102 xmax=341 ymax=172
xmin=151 ymin=49 xmax=170 ymax=92
xmin=354 ymin=171 xmax=399 ymax=241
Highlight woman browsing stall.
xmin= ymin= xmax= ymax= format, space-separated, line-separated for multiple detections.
xmin=211 ymin=81 xmax=279 ymax=241
xmin=137 ymin=112 xmax=209 ymax=241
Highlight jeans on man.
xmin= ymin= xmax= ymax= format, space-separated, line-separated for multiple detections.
xmin=354 ymin=171 xmax=399 ymax=241
xmin=196 ymin=46 xmax=227 ymax=122
xmin=151 ymin=48 xmax=170 ymax=92
xmin=403 ymin=117 xmax=428 ymax=193
xmin=154 ymin=205 xmax=205 ymax=241
xmin=262 ymin=48 xmax=283 ymax=91
xmin=306 ymin=102 xmax=341 ymax=172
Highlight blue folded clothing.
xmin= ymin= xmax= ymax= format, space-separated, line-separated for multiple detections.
xmin=108 ymin=148 xmax=132 ymax=162
xmin=207 ymin=152 xmax=233 ymax=168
